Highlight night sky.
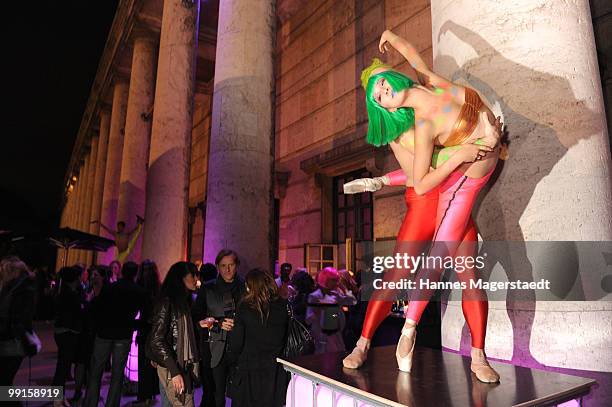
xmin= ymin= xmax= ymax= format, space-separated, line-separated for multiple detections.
xmin=1 ymin=1 xmax=119 ymax=263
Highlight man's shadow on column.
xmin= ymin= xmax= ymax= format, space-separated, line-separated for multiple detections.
xmin=436 ymin=21 xmax=601 ymax=368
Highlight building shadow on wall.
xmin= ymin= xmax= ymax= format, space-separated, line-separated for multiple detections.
xmin=436 ymin=21 xmax=602 ymax=369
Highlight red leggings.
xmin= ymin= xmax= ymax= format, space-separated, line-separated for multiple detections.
xmin=361 ymin=182 xmax=488 ymax=349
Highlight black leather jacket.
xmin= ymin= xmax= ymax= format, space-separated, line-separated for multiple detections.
xmin=147 ymin=297 xmax=190 ymax=378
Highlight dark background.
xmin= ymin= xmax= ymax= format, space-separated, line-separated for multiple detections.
xmin=0 ymin=1 xmax=119 ymax=266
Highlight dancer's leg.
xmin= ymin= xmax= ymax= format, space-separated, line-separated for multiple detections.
xmin=343 ymin=186 xmax=438 ymax=369
xmin=362 ymin=186 xmax=439 ymax=338
xmin=395 ymin=213 xmax=483 ymax=371
xmin=117 ymin=224 xmax=143 ymax=263
xmin=456 ymin=217 xmax=488 ymax=350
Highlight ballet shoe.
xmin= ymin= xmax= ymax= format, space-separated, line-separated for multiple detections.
xmin=471 ymin=351 xmax=500 ymax=383
xmin=471 ymin=362 xmax=500 ymax=383
xmin=343 ymin=337 xmax=370 ymax=369
xmin=396 ymin=324 xmax=416 ymax=372
xmin=343 ymin=177 xmax=385 ymax=194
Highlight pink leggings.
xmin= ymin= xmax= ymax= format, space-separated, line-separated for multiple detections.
xmin=405 ymin=167 xmax=495 ymax=339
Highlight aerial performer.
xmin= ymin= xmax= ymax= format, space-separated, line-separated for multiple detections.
xmin=342 ymin=29 xmax=504 ymax=383
xmin=92 ymin=215 xmax=144 ymax=263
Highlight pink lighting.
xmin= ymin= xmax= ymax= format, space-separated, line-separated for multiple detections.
xmin=287 ymin=375 xmax=375 ymax=407
xmin=124 ymin=312 xmax=140 ymax=382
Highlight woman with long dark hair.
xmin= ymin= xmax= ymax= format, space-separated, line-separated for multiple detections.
xmin=135 ymin=260 xmax=162 ymax=405
xmin=147 ymin=262 xmax=200 ymax=407
xmin=227 ymin=268 xmax=289 ymax=407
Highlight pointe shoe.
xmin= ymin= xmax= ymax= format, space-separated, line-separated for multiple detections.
xmin=396 ymin=325 xmax=416 ymax=372
xmin=343 ymin=337 xmax=370 ymax=369
xmin=343 ymin=177 xmax=385 ymax=194
xmin=471 ymin=352 xmax=500 ymax=383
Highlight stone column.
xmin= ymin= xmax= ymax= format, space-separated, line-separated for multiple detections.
xmin=69 ymin=161 xmax=85 ymax=266
xmin=64 ymin=185 xmax=74 ymax=266
xmin=69 ymin=183 xmax=79 ymax=265
xmin=99 ymin=81 xmax=129 ymax=265
xmin=71 ymin=164 xmax=81 ymax=265
xmin=141 ymin=0 xmax=199 ymax=276
xmin=79 ymin=154 xmax=93 ymax=264
xmin=431 ymin=0 xmax=612 ymax=373
xmin=84 ymin=137 xmax=99 ymax=266
xmin=117 ymin=35 xmax=157 ymax=263
xmin=90 ymin=110 xmax=111 ymax=238
xmin=203 ymin=0 xmax=276 ymax=272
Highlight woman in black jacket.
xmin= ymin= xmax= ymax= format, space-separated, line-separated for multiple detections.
xmin=227 ymin=268 xmax=289 ymax=407
xmin=147 ymin=262 xmax=199 ymax=407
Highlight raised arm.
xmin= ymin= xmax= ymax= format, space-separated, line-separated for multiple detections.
xmin=127 ymin=225 xmax=141 ymax=238
xmin=379 ymin=29 xmax=453 ymax=89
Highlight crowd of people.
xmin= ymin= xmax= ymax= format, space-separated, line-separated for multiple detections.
xmin=0 ymin=251 xmax=361 ymax=407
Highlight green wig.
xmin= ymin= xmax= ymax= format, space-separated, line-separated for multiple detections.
xmin=362 ymin=64 xmax=415 ymax=146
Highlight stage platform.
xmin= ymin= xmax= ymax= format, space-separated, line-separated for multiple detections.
xmin=278 ymin=346 xmax=596 ymax=407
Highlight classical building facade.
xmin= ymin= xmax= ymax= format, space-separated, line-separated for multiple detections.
xmin=59 ymin=0 xmax=612 ymax=391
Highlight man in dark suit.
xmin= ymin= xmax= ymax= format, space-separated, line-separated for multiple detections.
xmin=192 ymin=249 xmax=246 ymax=407
xmin=83 ymin=261 xmax=146 ymax=407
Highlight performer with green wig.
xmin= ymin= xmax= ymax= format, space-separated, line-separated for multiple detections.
xmin=342 ymin=30 xmax=503 ymax=383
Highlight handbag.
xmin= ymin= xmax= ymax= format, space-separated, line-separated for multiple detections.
xmin=281 ymin=304 xmax=314 ymax=359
